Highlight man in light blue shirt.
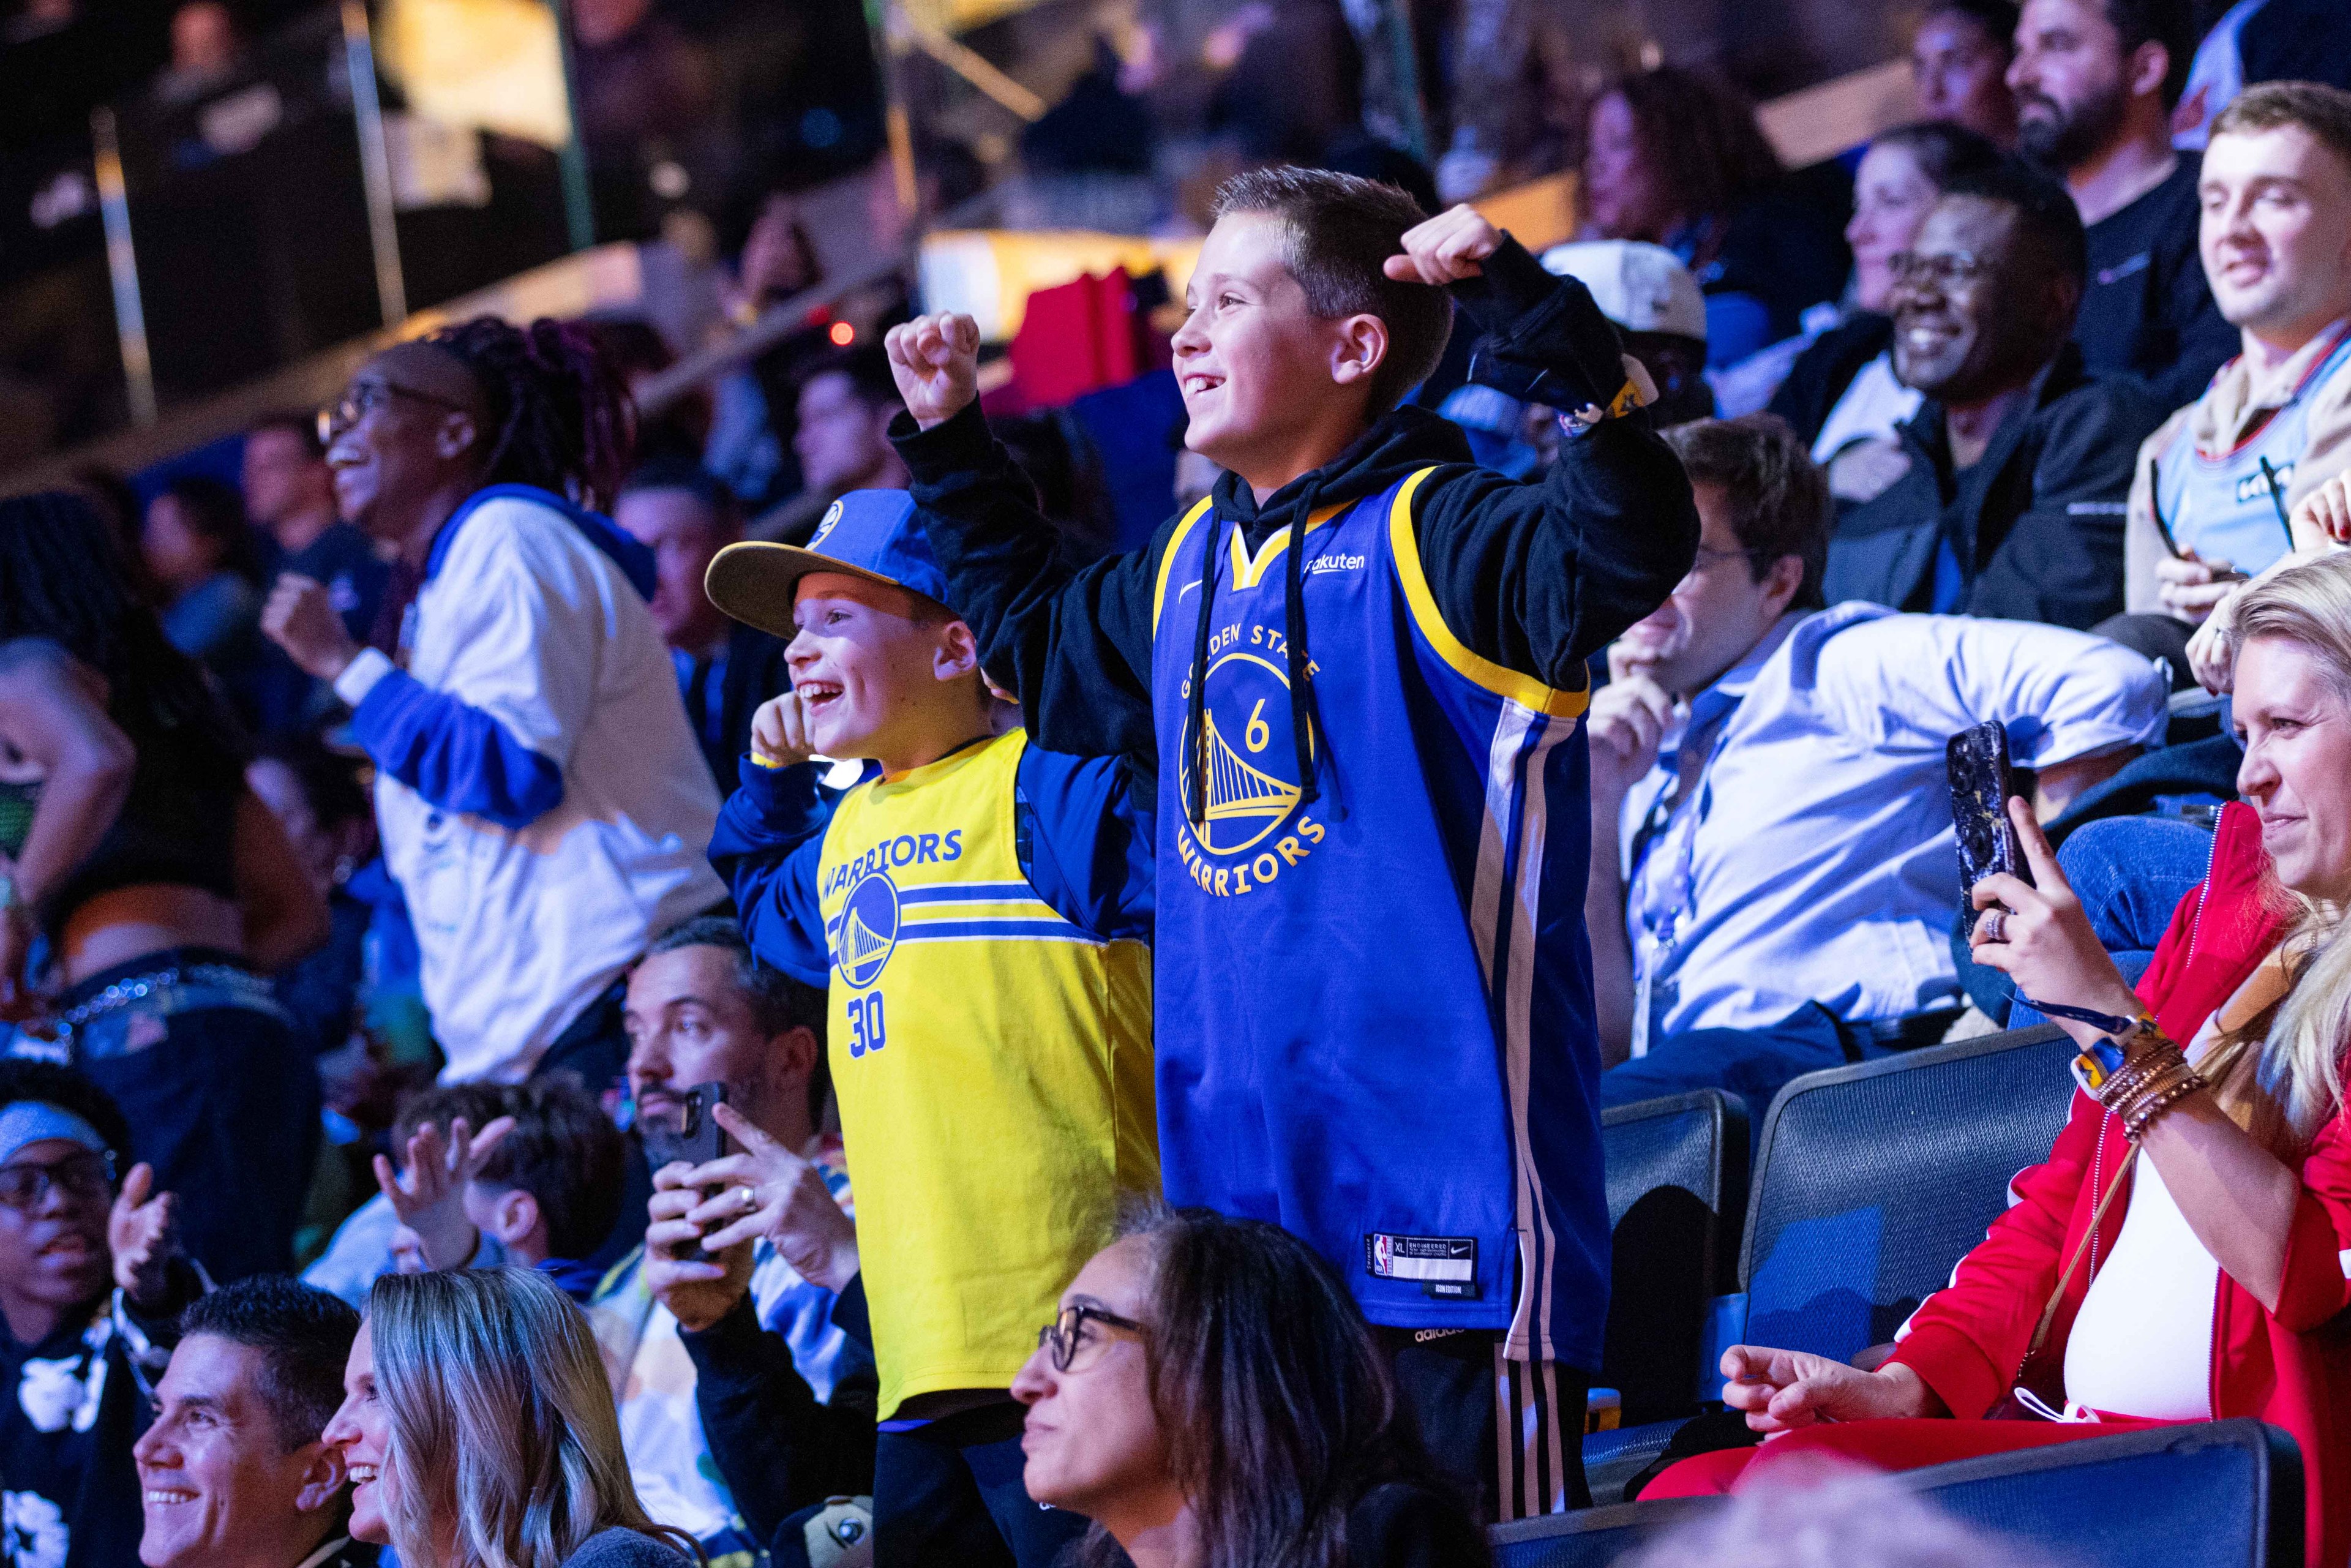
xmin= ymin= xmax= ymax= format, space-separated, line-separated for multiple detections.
xmin=1586 ymin=415 xmax=2169 ymax=1126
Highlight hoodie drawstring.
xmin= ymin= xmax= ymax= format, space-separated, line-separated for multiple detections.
xmin=1281 ymin=476 xmax=1325 ymax=811
xmin=1185 ymin=508 xmax=1224 ymax=829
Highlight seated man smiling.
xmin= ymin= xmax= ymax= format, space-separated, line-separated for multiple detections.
xmin=137 ymin=1278 xmax=372 ymax=1568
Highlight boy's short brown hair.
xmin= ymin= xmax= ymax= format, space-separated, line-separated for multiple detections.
xmin=1209 ymin=166 xmax=1453 ymax=414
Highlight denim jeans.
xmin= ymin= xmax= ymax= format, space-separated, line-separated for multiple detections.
xmin=2005 ymin=816 xmax=2215 ymax=1030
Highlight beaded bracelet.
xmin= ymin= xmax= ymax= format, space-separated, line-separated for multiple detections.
xmin=2121 ymin=1074 xmax=2209 ymax=1141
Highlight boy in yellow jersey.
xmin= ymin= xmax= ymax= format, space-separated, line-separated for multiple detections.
xmin=702 ymin=487 xmax=1155 ymax=1568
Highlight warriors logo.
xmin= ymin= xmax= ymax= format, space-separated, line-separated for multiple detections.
xmin=809 ymin=498 xmax=846 ymax=547
xmin=833 ymin=869 xmax=900 ymax=988
xmin=1177 ymin=650 xmax=1315 ymax=855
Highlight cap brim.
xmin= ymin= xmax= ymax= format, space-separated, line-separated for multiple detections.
xmin=705 ymin=541 xmax=904 ymax=640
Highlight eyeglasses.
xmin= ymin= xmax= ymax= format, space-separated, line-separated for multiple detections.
xmin=1035 ymin=1304 xmax=1146 ymax=1373
xmin=1886 ymin=249 xmax=1991 ymax=290
xmin=317 ymin=380 xmax=474 ymax=444
xmin=1678 ymin=543 xmax=1776 ymax=587
xmin=0 ymin=1150 xmax=116 ymax=1212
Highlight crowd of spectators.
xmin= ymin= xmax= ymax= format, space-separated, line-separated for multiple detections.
xmin=6 ymin=3 xmax=2351 ymax=1567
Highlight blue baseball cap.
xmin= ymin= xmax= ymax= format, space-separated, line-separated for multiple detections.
xmin=704 ymin=490 xmax=953 ymax=639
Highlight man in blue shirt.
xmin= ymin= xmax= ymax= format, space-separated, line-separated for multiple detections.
xmin=1586 ymin=414 xmax=2169 ymax=1128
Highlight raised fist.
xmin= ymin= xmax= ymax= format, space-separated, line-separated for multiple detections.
xmin=1383 ymin=204 xmax=1504 ymax=286
xmin=883 ymin=313 xmax=982 ymax=430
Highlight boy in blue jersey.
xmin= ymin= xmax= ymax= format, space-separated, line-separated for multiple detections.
xmin=702 ymin=488 xmax=1154 ymax=1568
xmin=883 ymin=168 xmax=1701 ymax=1518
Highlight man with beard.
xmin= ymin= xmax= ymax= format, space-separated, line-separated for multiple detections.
xmin=1586 ymin=416 xmax=2166 ymax=1128
xmin=1824 ymin=158 xmax=2168 ymax=628
xmin=2009 ymin=0 xmax=2237 ymax=405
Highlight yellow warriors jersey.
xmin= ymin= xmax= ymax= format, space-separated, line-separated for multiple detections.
xmin=816 ymin=728 xmax=1156 ymax=1416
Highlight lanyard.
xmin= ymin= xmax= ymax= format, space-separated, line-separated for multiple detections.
xmin=1627 ymin=693 xmax=1739 ymax=1056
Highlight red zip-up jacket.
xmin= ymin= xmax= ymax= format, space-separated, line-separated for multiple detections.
xmin=1888 ymin=801 xmax=2351 ymax=1568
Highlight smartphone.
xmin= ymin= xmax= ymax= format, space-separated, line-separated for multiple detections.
xmin=639 ymin=1082 xmax=732 ymax=1261
xmin=2147 ymin=458 xmax=2249 ymax=580
xmin=640 ymin=1081 xmax=731 ymax=1170
xmin=1947 ymin=722 xmax=2016 ymax=939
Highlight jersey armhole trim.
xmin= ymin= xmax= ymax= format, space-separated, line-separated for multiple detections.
xmin=1386 ymin=467 xmax=1592 ymax=719
xmin=1150 ymin=495 xmax=1218 ymax=634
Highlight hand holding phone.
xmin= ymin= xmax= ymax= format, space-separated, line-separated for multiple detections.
xmin=641 ymin=1082 xmax=733 ymax=1260
xmin=1947 ymin=722 xmax=2018 ymax=939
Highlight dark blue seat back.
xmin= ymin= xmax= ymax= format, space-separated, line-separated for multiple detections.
xmin=1489 ymin=1495 xmax=1719 ymax=1568
xmin=1599 ymin=1090 xmax=1746 ymax=1424
xmin=1918 ymin=1419 xmax=2301 ymax=1568
xmin=1739 ymin=1025 xmax=2077 ymax=1362
xmin=1496 ymin=1420 xmax=2299 ymax=1568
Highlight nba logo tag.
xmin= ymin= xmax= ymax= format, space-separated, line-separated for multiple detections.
xmin=1373 ymin=1234 xmax=1392 ymax=1275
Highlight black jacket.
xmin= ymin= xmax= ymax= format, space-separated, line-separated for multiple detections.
xmin=680 ymin=1286 xmax=879 ymax=1551
xmin=1768 ymin=312 xmax=1894 ymax=448
xmin=682 ymin=621 xmax=793 ymax=794
xmin=891 ymin=236 xmax=1700 ymax=786
xmin=1824 ymin=342 xmax=2166 ymax=629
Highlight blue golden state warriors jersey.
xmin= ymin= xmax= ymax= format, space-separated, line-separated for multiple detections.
xmin=2155 ymin=322 xmax=2351 ymax=579
xmin=1149 ymin=468 xmax=1607 ymax=1369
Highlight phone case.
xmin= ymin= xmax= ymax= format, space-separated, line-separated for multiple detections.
xmin=1947 ymin=722 xmax=2015 ymax=937
xmin=640 ymin=1082 xmax=730 ymax=1172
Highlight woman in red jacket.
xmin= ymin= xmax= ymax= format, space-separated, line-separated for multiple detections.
xmin=1648 ymin=552 xmax=2351 ymax=1568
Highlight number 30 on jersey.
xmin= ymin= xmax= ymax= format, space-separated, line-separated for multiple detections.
xmin=847 ymin=992 xmax=888 ymax=1057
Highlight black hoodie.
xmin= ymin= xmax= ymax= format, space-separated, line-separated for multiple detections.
xmin=890 ymin=235 xmax=1701 ymax=789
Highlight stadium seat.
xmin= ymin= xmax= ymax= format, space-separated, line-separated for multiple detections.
xmin=1599 ymin=1089 xmax=1749 ymax=1426
xmin=1583 ymin=1091 xmax=1747 ymax=1502
xmin=1501 ymin=1419 xmax=2301 ymax=1568
xmin=1921 ymin=1419 xmax=2303 ymax=1568
xmin=1490 ymin=1495 xmax=1721 ymax=1568
xmin=1731 ymin=1024 xmax=2078 ymax=1364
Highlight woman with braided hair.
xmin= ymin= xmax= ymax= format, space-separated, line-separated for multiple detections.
xmin=263 ymin=316 xmax=724 ymax=1095
xmin=0 ymin=488 xmax=329 ymax=1282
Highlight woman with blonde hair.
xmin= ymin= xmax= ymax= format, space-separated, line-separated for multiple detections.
xmin=323 ymin=1269 xmax=700 ymax=1568
xmin=1645 ymin=550 xmax=2351 ymax=1568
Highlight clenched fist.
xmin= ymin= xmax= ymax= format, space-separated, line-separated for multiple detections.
xmin=1382 ymin=204 xmax=1505 ymax=286
xmin=751 ymin=690 xmax=818 ymax=769
xmin=884 ymin=313 xmax=982 ymax=430
xmin=261 ymin=573 xmax=361 ymax=681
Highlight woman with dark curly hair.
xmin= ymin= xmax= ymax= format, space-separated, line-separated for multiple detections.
xmin=1580 ymin=66 xmax=1853 ymax=367
xmin=261 ymin=317 xmax=723 ymax=1100
xmin=1013 ymin=1209 xmax=1489 ymax=1568
xmin=0 ymin=490 xmax=327 ymax=1283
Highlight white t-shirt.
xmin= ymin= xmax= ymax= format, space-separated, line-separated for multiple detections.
xmin=2061 ymin=1035 xmax=2222 ymax=1420
xmin=1810 ymin=351 xmax=1924 ymax=463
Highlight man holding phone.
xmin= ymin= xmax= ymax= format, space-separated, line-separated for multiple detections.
xmin=1586 ymin=416 xmax=2168 ymax=1128
xmin=2109 ymin=83 xmax=2351 ymax=680
xmin=588 ymin=918 xmax=867 ymax=1564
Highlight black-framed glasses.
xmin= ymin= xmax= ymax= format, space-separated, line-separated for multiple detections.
xmin=1887 ymin=249 xmax=1990 ymax=290
xmin=317 ymin=380 xmax=474 ymax=444
xmin=0 ymin=1149 xmax=116 ymax=1212
xmin=1037 ymin=1304 xmax=1146 ymax=1373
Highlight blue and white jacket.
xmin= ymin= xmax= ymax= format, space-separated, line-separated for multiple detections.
xmin=334 ymin=485 xmax=724 ymax=1081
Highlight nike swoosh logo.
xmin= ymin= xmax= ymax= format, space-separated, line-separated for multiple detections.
xmin=1178 ymin=579 xmax=1202 ymax=598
